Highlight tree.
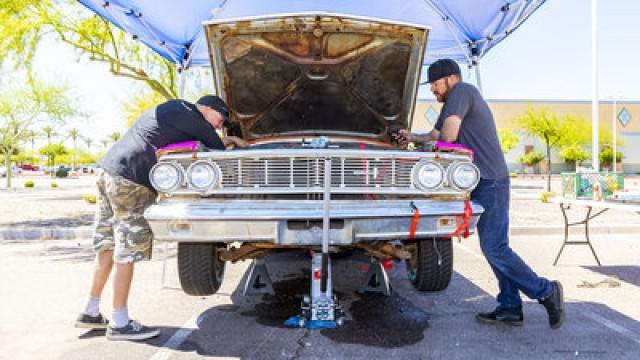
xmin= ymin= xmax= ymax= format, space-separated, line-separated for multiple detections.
xmin=24 ymin=130 xmax=37 ymax=152
xmin=83 ymin=135 xmax=93 ymax=153
xmin=124 ymin=91 xmax=166 ymax=127
xmin=100 ymin=139 xmax=109 ymax=150
xmin=498 ymin=128 xmax=520 ymax=154
xmin=108 ymin=131 xmax=121 ymax=143
xmin=0 ymin=76 xmax=76 ymax=187
xmin=41 ymin=125 xmax=57 ymax=169
xmin=1 ymin=0 xmax=178 ymax=100
xmin=67 ymin=128 xmax=81 ymax=170
xmin=41 ymin=126 xmax=56 ymax=145
xmin=559 ymin=144 xmax=590 ymax=170
xmin=515 ymin=107 xmax=572 ymax=191
xmin=39 ymin=143 xmax=68 ymax=171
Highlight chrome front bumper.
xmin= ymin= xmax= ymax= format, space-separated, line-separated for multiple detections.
xmin=144 ymin=199 xmax=483 ymax=245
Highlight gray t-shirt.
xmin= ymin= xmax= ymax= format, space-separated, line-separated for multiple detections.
xmin=434 ymin=82 xmax=508 ymax=180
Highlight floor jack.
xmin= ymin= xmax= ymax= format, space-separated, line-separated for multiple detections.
xmin=297 ymin=158 xmax=345 ymax=328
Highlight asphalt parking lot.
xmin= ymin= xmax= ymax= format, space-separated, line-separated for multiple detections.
xmin=1 ymin=175 xmax=639 ymax=359
xmin=2 ymin=231 xmax=640 ymax=359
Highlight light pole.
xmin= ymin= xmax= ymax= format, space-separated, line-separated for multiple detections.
xmin=612 ymin=97 xmax=617 ymax=173
xmin=591 ymin=0 xmax=599 ymax=171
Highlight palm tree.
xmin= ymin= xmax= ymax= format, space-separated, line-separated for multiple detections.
xmin=100 ymin=139 xmax=109 ymax=150
xmin=68 ymin=128 xmax=81 ymax=170
xmin=24 ymin=130 xmax=37 ymax=153
xmin=41 ymin=126 xmax=56 ymax=168
xmin=108 ymin=131 xmax=121 ymax=143
xmin=84 ymin=136 xmax=93 ymax=153
xmin=42 ymin=126 xmax=56 ymax=146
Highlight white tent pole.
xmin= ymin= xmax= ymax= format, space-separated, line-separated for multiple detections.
xmin=177 ymin=67 xmax=186 ymax=98
xmin=612 ymin=98 xmax=617 ymax=172
xmin=474 ymin=61 xmax=484 ymax=96
xmin=591 ymin=0 xmax=600 ymax=171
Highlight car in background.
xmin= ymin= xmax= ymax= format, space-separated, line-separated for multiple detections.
xmin=81 ymin=164 xmax=97 ymax=174
xmin=18 ymin=164 xmax=40 ymax=171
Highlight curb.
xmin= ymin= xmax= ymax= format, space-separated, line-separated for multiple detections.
xmin=0 ymin=227 xmax=93 ymax=241
xmin=510 ymin=225 xmax=640 ymax=237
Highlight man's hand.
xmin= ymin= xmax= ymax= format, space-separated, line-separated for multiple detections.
xmin=393 ymin=129 xmax=413 ymax=146
xmin=223 ymin=136 xmax=249 ymax=148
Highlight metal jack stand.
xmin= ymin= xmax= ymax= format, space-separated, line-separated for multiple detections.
xmin=358 ymin=258 xmax=392 ymax=296
xmin=298 ymin=158 xmax=345 ymax=327
xmin=243 ymin=257 xmax=275 ymax=296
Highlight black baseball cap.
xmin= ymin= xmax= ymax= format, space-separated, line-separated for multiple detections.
xmin=427 ymin=59 xmax=461 ymax=83
xmin=196 ymin=95 xmax=231 ymax=127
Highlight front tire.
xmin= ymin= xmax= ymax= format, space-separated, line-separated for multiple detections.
xmin=406 ymin=237 xmax=453 ymax=292
xmin=177 ymin=243 xmax=226 ymax=296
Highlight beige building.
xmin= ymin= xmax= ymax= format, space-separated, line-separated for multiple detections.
xmin=412 ymin=99 xmax=640 ymax=174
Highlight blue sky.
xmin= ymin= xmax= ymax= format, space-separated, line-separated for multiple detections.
xmin=32 ymin=0 xmax=640 ymax=145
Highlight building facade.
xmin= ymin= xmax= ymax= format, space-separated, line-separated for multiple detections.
xmin=412 ymin=99 xmax=640 ymax=174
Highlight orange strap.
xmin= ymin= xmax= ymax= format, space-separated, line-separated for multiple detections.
xmin=408 ymin=202 xmax=420 ymax=240
xmin=450 ymin=199 xmax=473 ymax=241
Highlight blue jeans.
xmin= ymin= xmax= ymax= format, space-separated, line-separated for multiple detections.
xmin=471 ymin=177 xmax=552 ymax=309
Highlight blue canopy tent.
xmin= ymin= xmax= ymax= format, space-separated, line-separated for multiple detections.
xmin=77 ymin=0 xmax=547 ymax=93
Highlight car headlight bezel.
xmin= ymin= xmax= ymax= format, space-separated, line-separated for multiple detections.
xmin=447 ymin=161 xmax=480 ymax=191
xmin=149 ymin=162 xmax=184 ymax=193
xmin=186 ymin=160 xmax=221 ymax=193
xmin=412 ymin=160 xmax=445 ymax=191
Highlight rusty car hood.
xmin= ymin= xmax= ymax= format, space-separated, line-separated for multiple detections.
xmin=204 ymin=13 xmax=428 ymax=140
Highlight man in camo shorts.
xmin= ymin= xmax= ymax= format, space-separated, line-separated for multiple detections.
xmin=75 ymin=95 xmax=247 ymax=340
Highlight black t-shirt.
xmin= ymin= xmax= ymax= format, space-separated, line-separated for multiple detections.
xmin=434 ymin=82 xmax=508 ymax=180
xmin=99 ymin=100 xmax=226 ymax=190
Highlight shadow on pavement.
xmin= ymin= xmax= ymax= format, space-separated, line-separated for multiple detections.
xmin=3 ymin=214 xmax=94 ymax=228
xmin=67 ymin=251 xmax=640 ymax=359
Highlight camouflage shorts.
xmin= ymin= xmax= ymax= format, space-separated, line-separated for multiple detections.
xmin=93 ymin=170 xmax=157 ymax=264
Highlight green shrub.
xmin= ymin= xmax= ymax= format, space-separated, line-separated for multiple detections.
xmin=560 ymin=144 xmax=589 ymax=163
xmin=599 ymin=147 xmax=622 ymax=167
xmin=24 ymin=180 xmax=35 ymax=188
xmin=51 ymin=181 xmax=58 ymax=188
xmin=83 ymin=193 xmax=97 ymax=204
xmin=518 ymin=151 xmax=545 ymax=166
xmin=540 ymin=191 xmax=557 ymax=203
xmin=55 ymin=168 xmax=69 ymax=178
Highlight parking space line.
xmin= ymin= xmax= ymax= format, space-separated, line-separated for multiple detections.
xmin=149 ymin=312 xmax=204 ymax=360
xmin=583 ymin=311 xmax=640 ymax=347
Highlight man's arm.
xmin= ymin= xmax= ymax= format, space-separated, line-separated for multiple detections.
xmin=397 ymin=128 xmax=439 ymax=144
xmin=438 ymin=115 xmax=462 ymax=143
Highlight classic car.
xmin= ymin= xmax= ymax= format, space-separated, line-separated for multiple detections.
xmin=144 ymin=13 xmax=483 ymax=299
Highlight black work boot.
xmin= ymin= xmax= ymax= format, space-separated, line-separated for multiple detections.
xmin=476 ymin=307 xmax=524 ymax=326
xmin=539 ymin=280 xmax=565 ymax=329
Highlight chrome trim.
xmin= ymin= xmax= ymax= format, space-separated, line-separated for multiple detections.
xmin=149 ymin=161 xmax=184 ymax=193
xmin=185 ymin=160 xmax=222 ymax=194
xmin=412 ymin=160 xmax=445 ymax=191
xmin=145 ymin=199 xmax=483 ymax=244
xmin=447 ymin=161 xmax=480 ymax=191
xmin=157 ymin=149 xmax=474 ymax=195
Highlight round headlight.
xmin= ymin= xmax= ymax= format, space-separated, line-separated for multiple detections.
xmin=187 ymin=160 xmax=220 ymax=192
xmin=448 ymin=162 xmax=480 ymax=191
xmin=412 ymin=161 xmax=445 ymax=190
xmin=150 ymin=162 xmax=183 ymax=192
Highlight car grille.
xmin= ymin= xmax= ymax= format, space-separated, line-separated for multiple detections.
xmin=212 ymin=156 xmax=418 ymax=189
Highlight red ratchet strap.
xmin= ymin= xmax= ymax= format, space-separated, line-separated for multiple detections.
xmin=408 ymin=201 xmax=420 ymax=240
xmin=450 ymin=199 xmax=473 ymax=242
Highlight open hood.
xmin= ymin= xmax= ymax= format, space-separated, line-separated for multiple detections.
xmin=204 ymin=13 xmax=428 ymax=140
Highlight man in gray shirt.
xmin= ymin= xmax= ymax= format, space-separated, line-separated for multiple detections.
xmin=398 ymin=59 xmax=565 ymax=329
